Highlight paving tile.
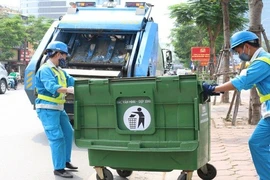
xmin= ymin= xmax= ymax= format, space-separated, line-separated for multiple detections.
xmin=230 ymin=155 xmax=252 ymax=161
xmin=231 ymin=161 xmax=254 ymax=166
xmin=210 ymin=161 xmax=233 ymax=170
xmin=235 ymin=169 xmax=257 ymax=176
xmin=215 ymin=169 xmax=235 ymax=176
xmin=212 ymin=175 xmax=239 ymax=180
xmin=233 ymin=168 xmax=256 ymax=175
xmin=237 ymin=176 xmax=258 ymax=180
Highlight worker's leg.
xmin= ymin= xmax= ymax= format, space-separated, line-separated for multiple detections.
xmin=60 ymin=110 xmax=73 ymax=163
xmin=248 ymin=117 xmax=270 ymax=179
xmin=37 ymin=109 xmax=66 ymax=170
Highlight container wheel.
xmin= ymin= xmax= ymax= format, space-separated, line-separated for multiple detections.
xmin=197 ymin=163 xmax=217 ymax=180
xmin=177 ymin=173 xmax=187 ymax=180
xmin=96 ymin=168 xmax=113 ymax=180
xmin=116 ymin=170 xmax=133 ymax=178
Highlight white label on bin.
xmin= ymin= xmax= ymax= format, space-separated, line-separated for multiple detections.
xmin=123 ymin=106 xmax=151 ymax=131
xmin=200 ymin=104 xmax=209 ymax=123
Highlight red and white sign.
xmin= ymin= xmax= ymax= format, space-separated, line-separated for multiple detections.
xmin=200 ymin=61 xmax=209 ymax=66
xmin=191 ymin=47 xmax=210 ymax=61
xmin=20 ymin=50 xmax=30 ymax=62
xmin=200 ymin=55 xmax=217 ymax=66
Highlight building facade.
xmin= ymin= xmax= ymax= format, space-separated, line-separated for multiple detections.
xmin=20 ymin=0 xmax=121 ymax=19
xmin=20 ymin=0 xmax=69 ymax=19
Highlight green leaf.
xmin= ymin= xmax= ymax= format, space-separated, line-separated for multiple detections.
xmin=168 ymin=0 xmax=248 ymax=67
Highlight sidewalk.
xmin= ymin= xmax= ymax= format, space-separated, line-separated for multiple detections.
xmin=126 ymin=90 xmax=258 ymax=180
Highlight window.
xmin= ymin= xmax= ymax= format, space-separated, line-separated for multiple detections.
xmin=38 ymin=1 xmax=66 ymax=7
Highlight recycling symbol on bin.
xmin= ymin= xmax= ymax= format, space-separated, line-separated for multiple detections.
xmin=123 ymin=106 xmax=151 ymax=131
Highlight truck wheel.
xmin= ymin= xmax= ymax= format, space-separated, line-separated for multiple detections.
xmin=197 ymin=163 xmax=217 ymax=180
xmin=96 ymin=168 xmax=113 ymax=180
xmin=116 ymin=170 xmax=132 ymax=177
xmin=0 ymin=80 xmax=7 ymax=94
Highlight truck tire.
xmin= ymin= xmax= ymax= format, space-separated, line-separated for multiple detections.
xmin=0 ymin=79 xmax=7 ymax=94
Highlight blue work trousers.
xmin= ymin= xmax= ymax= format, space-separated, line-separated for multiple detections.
xmin=37 ymin=108 xmax=73 ymax=170
xmin=248 ymin=117 xmax=270 ymax=180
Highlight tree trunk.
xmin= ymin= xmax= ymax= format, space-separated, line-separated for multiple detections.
xmin=248 ymin=0 xmax=263 ymax=125
xmin=249 ymin=88 xmax=261 ymax=124
xmin=221 ymin=0 xmax=230 ymax=103
xmin=209 ymin=36 xmax=216 ymax=78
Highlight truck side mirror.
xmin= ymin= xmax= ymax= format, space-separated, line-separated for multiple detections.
xmin=166 ymin=50 xmax=172 ymax=63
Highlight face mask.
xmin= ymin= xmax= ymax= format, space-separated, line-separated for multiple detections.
xmin=239 ymin=45 xmax=251 ymax=61
xmin=58 ymin=58 xmax=67 ymax=68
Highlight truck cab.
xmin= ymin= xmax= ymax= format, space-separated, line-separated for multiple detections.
xmin=24 ymin=1 xmax=168 ymax=121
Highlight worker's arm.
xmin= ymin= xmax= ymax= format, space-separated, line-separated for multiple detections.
xmin=202 ymin=81 xmax=236 ymax=95
xmin=214 ymin=81 xmax=236 ymax=92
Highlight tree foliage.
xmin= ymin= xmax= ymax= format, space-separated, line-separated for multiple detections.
xmin=170 ymin=25 xmax=208 ymax=66
xmin=170 ymin=24 xmax=224 ymax=67
xmin=0 ymin=15 xmax=53 ymax=61
xmin=25 ymin=15 xmax=53 ymax=50
xmin=0 ymin=15 xmax=26 ymax=61
xmin=169 ymin=0 xmax=248 ymax=68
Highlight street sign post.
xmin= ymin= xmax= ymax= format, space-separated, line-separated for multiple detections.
xmin=191 ymin=47 xmax=210 ymax=67
xmin=191 ymin=47 xmax=210 ymax=61
xmin=20 ymin=50 xmax=30 ymax=62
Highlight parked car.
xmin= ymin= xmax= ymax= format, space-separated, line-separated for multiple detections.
xmin=0 ymin=63 xmax=8 ymax=94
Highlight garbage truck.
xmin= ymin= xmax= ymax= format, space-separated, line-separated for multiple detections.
xmin=24 ymin=1 xmax=172 ymax=122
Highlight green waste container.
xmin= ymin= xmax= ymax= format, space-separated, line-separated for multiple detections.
xmin=74 ymin=75 xmax=216 ymax=180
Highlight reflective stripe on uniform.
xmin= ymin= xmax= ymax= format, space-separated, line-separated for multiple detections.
xmin=37 ymin=64 xmax=67 ymax=104
xmin=36 ymin=104 xmax=64 ymax=111
xmin=253 ymin=57 xmax=270 ymax=103
xmin=37 ymin=94 xmax=65 ymax=104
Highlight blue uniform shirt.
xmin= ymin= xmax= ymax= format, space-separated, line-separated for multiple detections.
xmin=231 ymin=48 xmax=270 ymax=118
xmin=35 ymin=60 xmax=75 ymax=107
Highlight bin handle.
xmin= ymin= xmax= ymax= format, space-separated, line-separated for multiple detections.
xmin=75 ymin=139 xmax=199 ymax=152
xmin=74 ymin=101 xmax=79 ymax=130
xmin=194 ymin=98 xmax=199 ymax=131
xmin=88 ymin=79 xmax=110 ymax=95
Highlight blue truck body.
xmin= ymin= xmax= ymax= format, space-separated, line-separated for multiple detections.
xmin=24 ymin=2 xmax=167 ymax=118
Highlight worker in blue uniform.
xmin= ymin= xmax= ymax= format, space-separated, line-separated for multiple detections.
xmin=35 ymin=41 xmax=78 ymax=178
xmin=203 ymin=31 xmax=270 ymax=180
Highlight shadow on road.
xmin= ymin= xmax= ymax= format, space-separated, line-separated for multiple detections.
xmin=32 ymin=132 xmax=48 ymax=146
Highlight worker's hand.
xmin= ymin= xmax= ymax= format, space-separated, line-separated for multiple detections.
xmin=202 ymin=82 xmax=220 ymax=96
xmin=66 ymin=87 xmax=74 ymax=94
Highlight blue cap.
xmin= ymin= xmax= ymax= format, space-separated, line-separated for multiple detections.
xmin=230 ymin=31 xmax=259 ymax=49
xmin=46 ymin=41 xmax=69 ymax=54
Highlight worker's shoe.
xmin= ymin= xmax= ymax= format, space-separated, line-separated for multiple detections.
xmin=66 ymin=162 xmax=78 ymax=170
xmin=54 ymin=169 xmax=73 ymax=178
